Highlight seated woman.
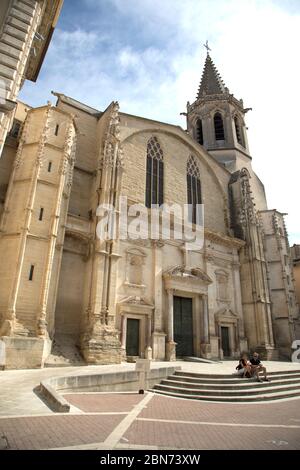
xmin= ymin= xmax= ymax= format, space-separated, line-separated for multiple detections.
xmin=234 ymin=355 xmax=252 ymax=378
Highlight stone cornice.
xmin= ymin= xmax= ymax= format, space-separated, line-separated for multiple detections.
xmin=26 ymin=0 xmax=64 ymax=82
xmin=205 ymin=228 xmax=245 ymax=249
xmin=189 ymin=93 xmax=245 ymax=113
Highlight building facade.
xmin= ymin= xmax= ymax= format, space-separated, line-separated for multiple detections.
xmin=0 ymin=52 xmax=299 ymax=369
xmin=0 ymin=0 xmax=63 ymax=159
xmin=291 ymin=245 xmax=300 ymax=313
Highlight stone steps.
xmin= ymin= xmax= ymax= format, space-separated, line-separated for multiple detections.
xmin=173 ymin=369 xmax=300 ymax=379
xmin=161 ymin=376 xmax=300 ymax=390
xmin=150 ymin=369 xmax=300 ymax=402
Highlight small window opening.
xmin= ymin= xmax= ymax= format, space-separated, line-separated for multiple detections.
xmin=196 ymin=119 xmax=204 ymax=145
xmin=48 ymin=161 xmax=52 ymax=172
xmin=54 ymin=124 xmax=59 ymax=136
xmin=39 ymin=208 xmax=44 ymax=221
xmin=29 ymin=265 xmax=34 ymax=281
xmin=214 ymin=113 xmax=225 ymax=140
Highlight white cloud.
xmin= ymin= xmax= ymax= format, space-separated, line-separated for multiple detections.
xmin=19 ymin=0 xmax=300 ymax=243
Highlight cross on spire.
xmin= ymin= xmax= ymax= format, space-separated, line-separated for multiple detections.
xmin=203 ymin=40 xmax=211 ymax=54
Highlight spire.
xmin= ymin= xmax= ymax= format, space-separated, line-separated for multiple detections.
xmin=197 ymin=53 xmax=227 ymax=99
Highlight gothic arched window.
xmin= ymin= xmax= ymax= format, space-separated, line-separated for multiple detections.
xmin=187 ymin=155 xmax=202 ymax=224
xmin=145 ymin=136 xmax=164 ymax=208
xmin=196 ymin=119 xmax=204 ymax=145
xmin=214 ymin=112 xmax=225 ymax=141
xmin=234 ymin=116 xmax=244 ymax=146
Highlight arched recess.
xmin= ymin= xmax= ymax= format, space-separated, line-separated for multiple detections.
xmin=214 ymin=112 xmax=225 ymax=141
xmin=196 ymin=119 xmax=204 ymax=145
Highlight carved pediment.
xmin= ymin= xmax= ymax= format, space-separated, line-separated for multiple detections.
xmin=215 ymin=308 xmax=238 ymax=321
xmin=163 ymin=265 xmax=212 ymax=284
xmin=118 ymin=295 xmax=154 ymax=307
xmin=117 ymin=295 xmax=154 ymax=315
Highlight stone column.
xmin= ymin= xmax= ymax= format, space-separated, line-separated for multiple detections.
xmin=166 ymin=289 xmax=176 ymax=361
xmin=203 ymin=294 xmax=209 ymax=343
xmin=145 ymin=315 xmax=153 ymax=359
xmin=153 ymin=241 xmax=163 ymax=331
xmin=121 ymin=315 xmax=127 ymax=350
xmin=201 ymin=294 xmax=211 ymax=358
xmin=152 ymin=241 xmax=166 ymax=359
xmin=167 ymin=289 xmax=174 ymax=342
xmin=232 ymin=260 xmax=247 ymax=352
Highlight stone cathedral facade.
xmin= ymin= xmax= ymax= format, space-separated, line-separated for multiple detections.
xmin=0 ymin=52 xmax=299 ymax=369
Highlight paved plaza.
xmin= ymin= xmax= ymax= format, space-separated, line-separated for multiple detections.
xmin=0 ymin=361 xmax=300 ymax=450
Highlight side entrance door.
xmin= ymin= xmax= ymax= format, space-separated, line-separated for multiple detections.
xmin=221 ymin=326 xmax=230 ymax=357
xmin=126 ymin=318 xmax=140 ymax=356
xmin=174 ymin=296 xmax=193 ymax=357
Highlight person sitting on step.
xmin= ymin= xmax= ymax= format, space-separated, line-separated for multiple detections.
xmin=250 ymin=352 xmax=270 ymax=382
xmin=234 ymin=354 xmax=252 ymax=378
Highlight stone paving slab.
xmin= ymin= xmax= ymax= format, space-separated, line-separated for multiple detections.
xmin=63 ymin=393 xmax=145 ymax=413
xmin=124 ymin=419 xmax=300 ymax=450
xmin=0 ymin=391 xmax=300 ymax=450
xmin=140 ymin=394 xmax=300 ymax=425
xmin=0 ymin=414 xmax=123 ymax=450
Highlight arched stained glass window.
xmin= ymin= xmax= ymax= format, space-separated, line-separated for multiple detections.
xmin=187 ymin=155 xmax=202 ymax=224
xmin=145 ymin=136 xmax=164 ymax=208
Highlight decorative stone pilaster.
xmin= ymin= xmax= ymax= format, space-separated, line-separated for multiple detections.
xmin=230 ymin=168 xmax=277 ymax=358
xmin=200 ymin=294 xmax=212 ymax=358
xmin=36 ymin=115 xmax=77 ymax=338
xmin=81 ymin=101 xmax=123 ymax=364
xmin=166 ymin=289 xmax=176 ymax=361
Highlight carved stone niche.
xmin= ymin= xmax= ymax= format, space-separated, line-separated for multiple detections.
xmin=124 ymin=248 xmax=147 ymax=288
xmin=215 ymin=269 xmax=230 ymax=303
xmin=214 ymin=308 xmax=239 ymax=359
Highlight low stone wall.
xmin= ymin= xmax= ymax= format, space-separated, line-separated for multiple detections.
xmin=40 ymin=365 xmax=180 ymax=412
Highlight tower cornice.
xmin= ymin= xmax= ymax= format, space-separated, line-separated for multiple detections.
xmin=188 ymin=94 xmax=245 ymax=114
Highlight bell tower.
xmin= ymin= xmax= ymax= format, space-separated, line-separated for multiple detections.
xmin=187 ymin=45 xmax=251 ymax=172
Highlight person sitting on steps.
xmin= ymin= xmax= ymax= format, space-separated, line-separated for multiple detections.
xmin=250 ymin=351 xmax=270 ymax=382
xmin=234 ymin=354 xmax=252 ymax=378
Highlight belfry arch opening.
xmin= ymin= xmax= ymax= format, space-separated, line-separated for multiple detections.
xmin=214 ymin=112 xmax=225 ymax=141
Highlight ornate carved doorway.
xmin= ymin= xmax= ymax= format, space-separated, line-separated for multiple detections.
xmin=174 ymin=296 xmax=193 ymax=356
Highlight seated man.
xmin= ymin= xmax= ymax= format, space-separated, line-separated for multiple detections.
xmin=250 ymin=352 xmax=270 ymax=382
